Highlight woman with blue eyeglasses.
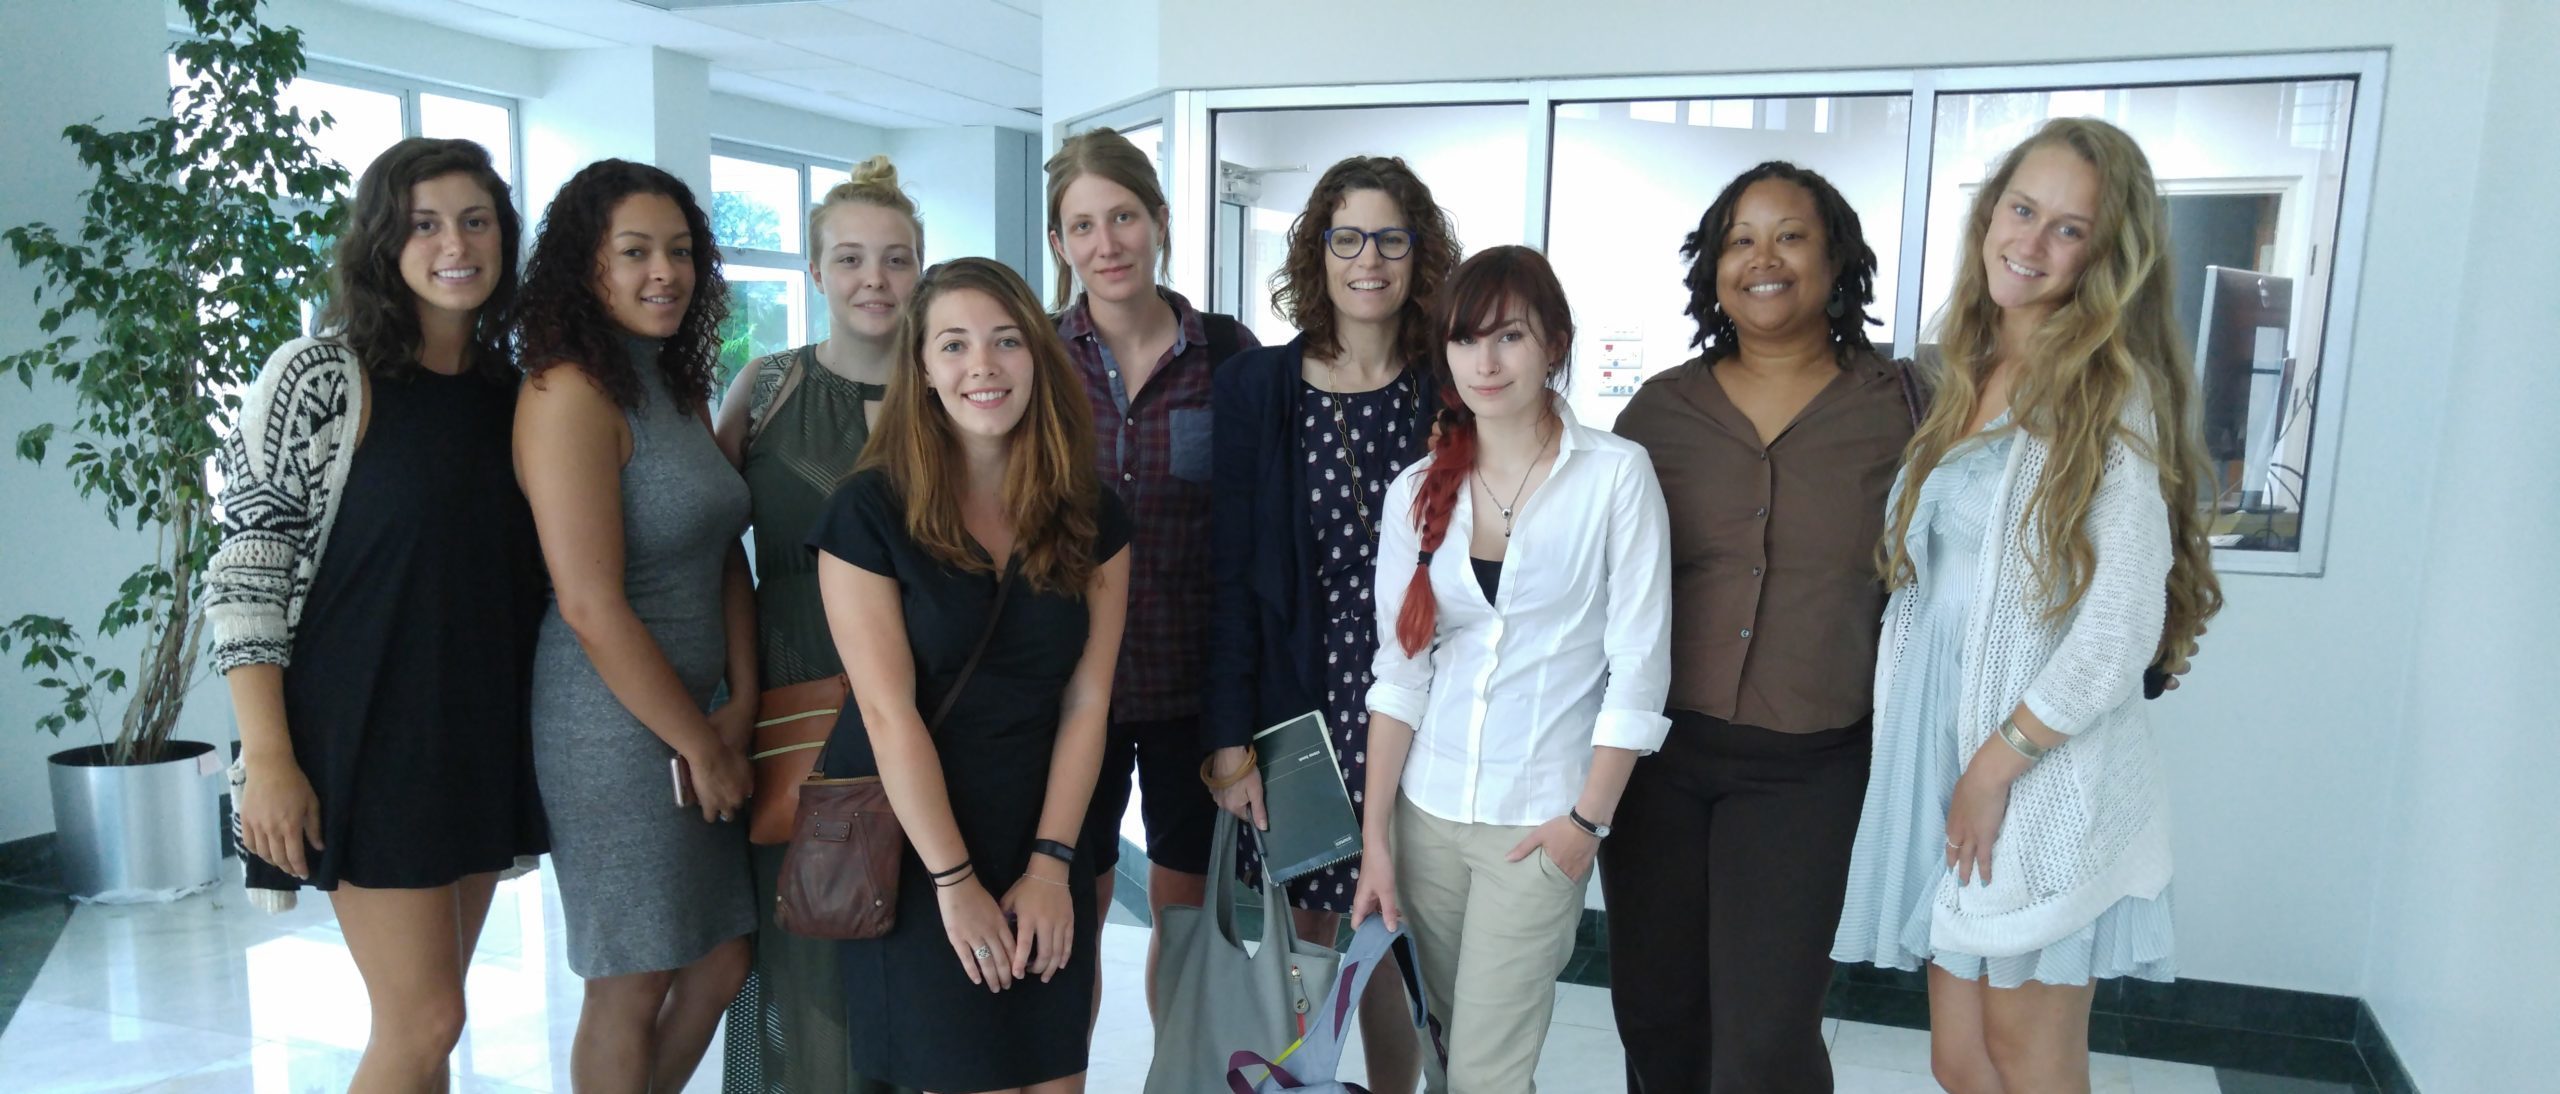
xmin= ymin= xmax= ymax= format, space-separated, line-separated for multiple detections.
xmin=1204 ymin=154 xmax=1463 ymax=1094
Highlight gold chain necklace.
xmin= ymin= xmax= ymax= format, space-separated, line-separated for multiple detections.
xmin=1319 ymin=360 xmax=1376 ymax=540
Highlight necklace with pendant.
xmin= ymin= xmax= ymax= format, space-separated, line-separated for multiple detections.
xmin=1475 ymin=422 xmax=1554 ymax=538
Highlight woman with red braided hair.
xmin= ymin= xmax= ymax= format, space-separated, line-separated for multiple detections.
xmin=1346 ymin=245 xmax=1672 ymax=1093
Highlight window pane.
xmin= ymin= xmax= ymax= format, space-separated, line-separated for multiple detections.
xmin=808 ymin=164 xmax=851 ymax=202
xmin=1210 ymin=104 xmax=1528 ymax=345
xmin=1548 ymin=95 xmax=1912 ymax=429
xmin=711 ymin=154 xmax=802 ymax=254
xmin=1921 ymin=79 xmax=2357 ymax=553
xmin=419 ymin=93 xmax=515 ymax=184
xmin=718 ymin=266 xmax=807 ymax=386
xmin=278 ymin=77 xmax=404 ymax=189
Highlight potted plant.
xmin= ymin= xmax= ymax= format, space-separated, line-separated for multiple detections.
xmin=1 ymin=0 xmax=344 ymax=901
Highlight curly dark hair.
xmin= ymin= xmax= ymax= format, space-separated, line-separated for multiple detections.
xmin=1679 ymin=160 xmax=1879 ymax=361
xmin=1272 ymin=155 xmax=1460 ymax=368
xmin=514 ymin=159 xmax=727 ymax=411
xmin=317 ymin=137 xmax=519 ymax=381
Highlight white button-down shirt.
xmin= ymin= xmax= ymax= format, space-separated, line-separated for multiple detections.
xmin=1367 ymin=402 xmax=1673 ymax=827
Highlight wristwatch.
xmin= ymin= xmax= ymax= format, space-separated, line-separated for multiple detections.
xmin=1568 ymin=808 xmax=1611 ymax=840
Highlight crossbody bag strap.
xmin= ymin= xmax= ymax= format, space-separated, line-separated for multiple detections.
xmin=809 ymin=559 xmax=1017 ymax=777
xmin=924 ymin=560 xmax=1016 ymax=734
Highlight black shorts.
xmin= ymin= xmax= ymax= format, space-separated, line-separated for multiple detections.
xmin=1079 ymin=715 xmax=1217 ymax=876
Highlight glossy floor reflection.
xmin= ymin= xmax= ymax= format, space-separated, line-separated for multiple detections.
xmin=0 ymin=869 xmax=2241 ymax=1092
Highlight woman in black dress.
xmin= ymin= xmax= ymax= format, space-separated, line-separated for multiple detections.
xmin=811 ymin=257 xmax=1131 ymax=1093
xmin=215 ymin=137 xmax=546 ymax=1092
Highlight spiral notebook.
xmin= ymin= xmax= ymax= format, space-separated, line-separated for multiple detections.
xmin=1253 ymin=711 xmax=1363 ymax=882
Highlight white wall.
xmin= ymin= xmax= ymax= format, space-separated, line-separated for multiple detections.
xmin=2361 ymin=0 xmax=2560 ymax=1089
xmin=1 ymin=0 xmax=236 ymax=845
xmin=256 ymin=0 xmax=543 ymax=100
xmin=709 ymin=92 xmax=889 ymax=167
xmin=1127 ymin=0 xmax=2520 ymax=1006
xmin=889 ymin=126 xmax=1044 ymax=279
xmin=1042 ymin=0 xmax=1162 ymax=135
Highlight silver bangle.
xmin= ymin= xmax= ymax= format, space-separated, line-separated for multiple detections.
xmin=1998 ymin=719 xmax=2049 ymax=762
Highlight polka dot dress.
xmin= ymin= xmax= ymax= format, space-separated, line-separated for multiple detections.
xmin=1241 ymin=372 xmax=1423 ymax=913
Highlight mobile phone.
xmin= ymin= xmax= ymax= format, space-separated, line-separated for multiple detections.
xmin=2142 ymin=663 xmax=2170 ymax=700
xmin=671 ymin=755 xmax=694 ymax=808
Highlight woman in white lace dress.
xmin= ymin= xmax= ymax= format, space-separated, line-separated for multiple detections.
xmin=1831 ymin=117 xmax=2224 ymax=1094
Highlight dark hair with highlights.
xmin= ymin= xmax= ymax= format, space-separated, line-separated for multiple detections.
xmin=1394 ymin=245 xmax=1574 ymax=657
xmin=1679 ymin=161 xmax=1879 ymax=361
xmin=318 ymin=137 xmax=519 ymax=381
xmin=514 ymin=159 xmax=728 ymax=411
xmin=1273 ymin=156 xmax=1460 ymax=368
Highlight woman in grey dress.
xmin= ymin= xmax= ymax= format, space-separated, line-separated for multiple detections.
xmin=514 ymin=159 xmax=758 ymax=1094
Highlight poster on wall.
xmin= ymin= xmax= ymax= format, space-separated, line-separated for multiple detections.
xmin=1592 ymin=327 xmax=1644 ymax=397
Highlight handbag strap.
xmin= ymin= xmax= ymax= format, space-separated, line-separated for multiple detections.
xmin=926 ymin=559 xmax=1016 ymax=734
xmin=812 ymin=559 xmax=1017 ymax=775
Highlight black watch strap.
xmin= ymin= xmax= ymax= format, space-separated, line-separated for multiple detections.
xmin=1030 ymin=839 xmax=1076 ymax=866
xmin=1568 ymin=808 xmax=1611 ymax=839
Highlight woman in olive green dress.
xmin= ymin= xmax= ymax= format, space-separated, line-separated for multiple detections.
xmin=709 ymin=154 xmax=924 ymax=1094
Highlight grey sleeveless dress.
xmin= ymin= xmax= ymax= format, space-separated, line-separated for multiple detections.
xmin=532 ymin=335 xmax=756 ymax=978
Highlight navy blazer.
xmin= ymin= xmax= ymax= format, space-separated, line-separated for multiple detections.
xmin=1206 ymin=334 xmax=1440 ymax=753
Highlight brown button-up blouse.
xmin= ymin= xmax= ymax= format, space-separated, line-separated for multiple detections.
xmin=1611 ymin=349 xmax=1915 ymax=733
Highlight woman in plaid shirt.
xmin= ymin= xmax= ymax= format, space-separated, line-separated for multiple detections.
xmin=1043 ymin=127 xmax=1258 ymax=1021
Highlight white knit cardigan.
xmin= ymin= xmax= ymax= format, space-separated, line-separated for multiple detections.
xmin=1877 ymin=405 xmax=2177 ymax=957
xmin=207 ymin=337 xmax=367 ymax=675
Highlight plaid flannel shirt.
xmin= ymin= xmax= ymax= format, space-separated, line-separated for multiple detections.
xmin=1058 ymin=288 xmax=1258 ymax=724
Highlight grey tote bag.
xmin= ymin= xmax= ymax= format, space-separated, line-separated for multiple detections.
xmin=1144 ymin=810 xmax=1344 ymax=1094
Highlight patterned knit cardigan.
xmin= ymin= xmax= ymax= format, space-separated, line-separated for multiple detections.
xmin=1876 ymin=404 xmax=2178 ymax=957
xmin=207 ymin=337 xmax=367 ymax=675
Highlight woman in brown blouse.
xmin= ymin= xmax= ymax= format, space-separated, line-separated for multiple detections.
xmin=1603 ymin=161 xmax=1910 ymax=1093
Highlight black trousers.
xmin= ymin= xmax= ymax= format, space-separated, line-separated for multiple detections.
xmin=1598 ymin=711 xmax=1873 ymax=1094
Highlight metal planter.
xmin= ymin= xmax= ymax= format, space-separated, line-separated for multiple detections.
xmin=45 ymin=739 xmax=224 ymax=902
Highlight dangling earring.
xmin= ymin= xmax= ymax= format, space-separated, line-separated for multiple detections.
xmin=1825 ymin=287 xmax=1846 ymax=320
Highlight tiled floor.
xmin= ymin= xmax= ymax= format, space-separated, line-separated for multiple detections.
xmin=0 ymin=869 xmax=2243 ymax=1092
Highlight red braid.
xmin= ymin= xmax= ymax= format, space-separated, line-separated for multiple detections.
xmin=1396 ymin=400 xmax=1478 ymax=656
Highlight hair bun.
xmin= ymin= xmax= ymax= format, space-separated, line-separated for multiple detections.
xmin=850 ymin=154 xmax=900 ymax=190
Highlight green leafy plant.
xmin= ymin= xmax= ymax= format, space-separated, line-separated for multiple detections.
xmin=1 ymin=0 xmax=346 ymax=765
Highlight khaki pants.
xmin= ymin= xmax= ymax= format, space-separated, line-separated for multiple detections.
xmin=1394 ymin=793 xmax=1591 ymax=1094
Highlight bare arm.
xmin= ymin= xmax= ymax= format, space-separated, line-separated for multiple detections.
xmin=712 ymin=540 xmax=759 ymax=750
xmin=227 ymin=664 xmax=322 ymax=877
xmin=1002 ymin=545 xmax=1130 ymax=980
xmin=711 ymin=357 xmax=760 ymax=470
xmin=817 ymin=550 xmax=968 ymax=871
xmin=1032 ymin=547 xmax=1127 ymax=852
xmin=515 ymin=366 xmax=746 ymax=818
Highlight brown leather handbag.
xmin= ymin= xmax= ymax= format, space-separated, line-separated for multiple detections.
xmin=747 ymin=673 xmax=847 ymax=846
xmin=774 ymin=565 xmax=1015 ymax=940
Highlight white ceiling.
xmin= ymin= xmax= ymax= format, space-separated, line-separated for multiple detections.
xmin=329 ymin=0 xmax=1045 ymax=130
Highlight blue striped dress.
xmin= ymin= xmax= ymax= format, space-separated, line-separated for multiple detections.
xmin=1832 ymin=418 xmax=2176 ymax=988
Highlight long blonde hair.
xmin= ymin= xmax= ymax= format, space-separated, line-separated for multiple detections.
xmin=858 ymin=258 xmax=1102 ymax=596
xmin=808 ymin=153 xmax=923 ymax=258
xmin=1882 ymin=117 xmax=2221 ymax=660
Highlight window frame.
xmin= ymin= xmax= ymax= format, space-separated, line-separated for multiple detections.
xmin=1086 ymin=50 xmax=2384 ymax=577
xmin=709 ymin=139 xmax=855 ymax=353
xmin=293 ymin=59 xmax=525 ymax=203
